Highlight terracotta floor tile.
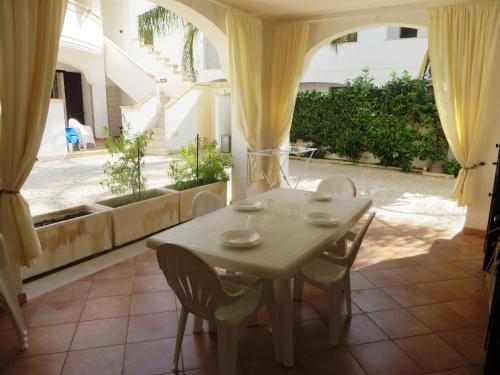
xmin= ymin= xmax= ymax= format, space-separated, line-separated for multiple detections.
xmin=88 ymin=278 xmax=133 ymax=298
xmin=127 ymin=311 xmax=178 ymax=343
xmin=339 ymin=314 xmax=388 ymax=345
xmin=307 ymin=293 xmax=362 ymax=318
xmin=445 ymin=299 xmax=490 ymax=327
xmin=423 ymin=263 xmax=472 ymax=280
xmin=427 ymin=367 xmax=482 ymax=375
xmin=238 ymin=326 xmax=277 ymax=362
xmin=349 ymin=272 xmax=376 ymax=290
xmin=132 ymin=274 xmax=170 ymax=293
xmin=395 ymin=333 xmax=469 ymax=372
xmin=42 ymin=281 xmax=91 ymax=302
xmin=449 ymin=278 xmax=487 ymax=298
xmin=382 ymin=285 xmax=438 ymax=307
xmin=71 ymin=317 xmax=128 ymax=350
xmin=368 ymin=308 xmax=431 ymax=339
xmin=62 ymin=345 xmax=124 ymax=375
xmin=29 ymin=300 xmax=85 ymax=327
xmin=413 ymin=253 xmax=447 ymax=266
xmin=438 ymin=327 xmax=486 ymax=364
xmin=80 ymin=295 xmax=131 ymax=321
xmin=392 ymin=266 xmax=440 ymax=283
xmin=130 ymin=291 xmax=177 ymax=315
xmin=349 ymin=340 xmax=422 ymax=374
xmin=0 ymin=330 xmax=24 ymax=359
xmin=1 ymin=352 xmax=67 ymax=375
xmin=21 ymin=323 xmax=76 ymax=356
xmin=360 ymin=269 xmax=408 ymax=287
xmin=407 ymin=303 xmax=471 ymax=332
xmin=244 ymin=359 xmax=307 ymax=375
xmin=451 ymin=260 xmax=483 ymax=277
xmin=94 ymin=262 xmax=135 ymax=280
xmin=299 ymin=347 xmax=366 ymax=375
xmin=123 ymin=338 xmax=178 ymax=375
xmin=181 ymin=333 xmax=218 ymax=370
xmin=351 ymin=288 xmax=400 ymax=312
xmin=133 ymin=250 xmax=157 ymax=262
xmin=415 ymin=281 xmax=473 ymax=303
xmin=134 ymin=260 xmax=162 ymax=276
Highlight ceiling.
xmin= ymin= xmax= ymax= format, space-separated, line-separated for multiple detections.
xmin=214 ymin=0 xmax=458 ymax=18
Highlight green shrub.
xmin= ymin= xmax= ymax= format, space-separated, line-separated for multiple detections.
xmin=102 ymin=124 xmax=152 ymax=201
xmin=169 ymin=136 xmax=232 ymax=190
xmin=290 ymin=68 xmax=448 ymax=171
xmin=444 ymin=159 xmax=462 ymax=177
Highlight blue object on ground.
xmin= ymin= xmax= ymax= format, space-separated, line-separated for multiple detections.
xmin=66 ymin=128 xmax=80 ymax=144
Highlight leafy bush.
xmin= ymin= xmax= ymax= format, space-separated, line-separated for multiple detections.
xmin=169 ymin=136 xmax=232 ymax=190
xmin=444 ymin=159 xmax=462 ymax=177
xmin=291 ymin=68 xmax=448 ymax=171
xmin=102 ymin=124 xmax=152 ymax=201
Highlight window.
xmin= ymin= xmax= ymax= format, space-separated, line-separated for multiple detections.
xmin=399 ymin=27 xmax=418 ymax=38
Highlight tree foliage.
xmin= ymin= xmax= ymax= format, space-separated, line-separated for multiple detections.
xmin=102 ymin=125 xmax=152 ymax=201
xmin=168 ymin=136 xmax=232 ymax=190
xmin=291 ymin=68 xmax=447 ymax=171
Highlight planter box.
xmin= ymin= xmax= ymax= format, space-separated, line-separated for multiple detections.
xmin=97 ymin=188 xmax=179 ymax=246
xmin=23 ymin=205 xmax=113 ymax=279
xmin=175 ymin=181 xmax=227 ymax=223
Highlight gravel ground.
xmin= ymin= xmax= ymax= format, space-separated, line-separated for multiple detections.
xmin=23 ymin=155 xmax=464 ymax=232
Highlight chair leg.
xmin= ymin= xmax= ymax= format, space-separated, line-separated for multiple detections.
xmin=208 ymin=318 xmax=217 ymax=333
xmin=173 ymin=306 xmax=188 ymax=373
xmin=193 ymin=315 xmax=203 ymax=334
xmin=293 ymin=274 xmax=304 ymax=301
xmin=216 ymin=321 xmax=239 ymax=375
xmin=344 ymin=273 xmax=352 ymax=317
xmin=328 ymin=286 xmax=343 ymax=345
xmin=0 ymin=294 xmax=28 ymax=351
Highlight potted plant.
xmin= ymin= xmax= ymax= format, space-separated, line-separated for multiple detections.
xmin=168 ymin=136 xmax=231 ymax=222
xmin=96 ymin=125 xmax=179 ymax=246
xmin=24 ymin=204 xmax=113 ymax=279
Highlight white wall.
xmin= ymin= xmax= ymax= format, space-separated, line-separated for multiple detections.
xmin=303 ymin=27 xmax=428 ymax=86
xmin=38 ymin=100 xmax=68 ymax=159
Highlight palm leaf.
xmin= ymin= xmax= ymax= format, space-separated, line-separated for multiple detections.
xmin=182 ymin=23 xmax=199 ymax=81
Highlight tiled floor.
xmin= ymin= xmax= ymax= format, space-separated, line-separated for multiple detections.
xmin=0 ymin=218 xmax=489 ymax=375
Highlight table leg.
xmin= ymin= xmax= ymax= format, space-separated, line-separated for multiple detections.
xmin=263 ymin=280 xmax=281 ymax=363
xmin=273 ymin=279 xmax=294 ymax=367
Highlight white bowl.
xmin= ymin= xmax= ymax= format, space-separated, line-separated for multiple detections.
xmin=233 ymin=200 xmax=263 ymax=212
xmin=220 ymin=230 xmax=261 ymax=248
xmin=304 ymin=212 xmax=338 ymax=226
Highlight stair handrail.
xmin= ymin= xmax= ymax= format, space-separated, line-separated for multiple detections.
xmin=104 ymin=37 xmax=160 ymax=83
xmin=120 ymin=92 xmax=157 ymax=110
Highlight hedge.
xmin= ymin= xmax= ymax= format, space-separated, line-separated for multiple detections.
xmin=290 ymin=68 xmax=448 ymax=171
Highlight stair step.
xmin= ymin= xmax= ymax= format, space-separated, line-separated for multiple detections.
xmin=152 ymin=134 xmax=166 ymax=142
xmin=148 ymin=140 xmax=167 ymax=148
xmin=147 ymin=147 xmax=169 ymax=156
xmin=151 ymin=127 xmax=165 ymax=135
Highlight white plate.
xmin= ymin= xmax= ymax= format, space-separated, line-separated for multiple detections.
xmin=304 ymin=212 xmax=338 ymax=226
xmin=233 ymin=200 xmax=263 ymax=212
xmin=309 ymin=192 xmax=333 ymax=201
xmin=220 ymin=230 xmax=261 ymax=248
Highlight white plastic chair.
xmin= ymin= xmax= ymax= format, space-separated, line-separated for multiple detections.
xmin=68 ymin=118 xmax=96 ymax=150
xmin=0 ymin=234 xmax=28 ymax=351
xmin=157 ymin=244 xmax=263 ymax=375
xmin=293 ymin=212 xmax=375 ymax=344
xmin=192 ymin=191 xmax=224 ymax=218
xmin=317 ymin=175 xmax=357 ymax=197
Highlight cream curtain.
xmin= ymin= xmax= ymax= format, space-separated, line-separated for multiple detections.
xmin=0 ymin=0 xmax=67 ymax=290
xmin=225 ymin=8 xmax=262 ymax=152
xmin=261 ymin=22 xmax=309 ymax=186
xmin=428 ymin=1 xmax=500 ymax=206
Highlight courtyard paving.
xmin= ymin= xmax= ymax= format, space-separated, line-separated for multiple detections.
xmin=23 ymin=155 xmax=465 ymax=233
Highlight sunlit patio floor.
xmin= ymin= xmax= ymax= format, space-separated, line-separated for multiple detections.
xmin=0 ymin=219 xmax=488 ymax=375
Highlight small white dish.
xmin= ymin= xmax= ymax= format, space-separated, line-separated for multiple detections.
xmin=220 ymin=230 xmax=261 ymax=248
xmin=233 ymin=200 xmax=263 ymax=212
xmin=309 ymin=192 xmax=333 ymax=201
xmin=304 ymin=212 xmax=338 ymax=226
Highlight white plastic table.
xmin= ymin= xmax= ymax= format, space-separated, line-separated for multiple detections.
xmin=147 ymin=188 xmax=372 ymax=366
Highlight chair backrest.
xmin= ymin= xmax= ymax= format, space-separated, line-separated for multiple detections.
xmin=157 ymin=243 xmax=229 ymax=319
xmin=347 ymin=212 xmax=375 ymax=267
xmin=317 ymin=176 xmax=356 ymax=197
xmin=192 ymin=191 xmax=224 ymax=218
